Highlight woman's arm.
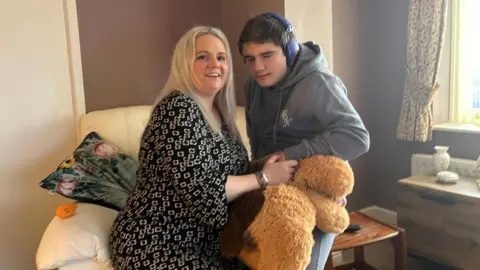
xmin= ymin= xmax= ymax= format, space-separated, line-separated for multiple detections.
xmin=225 ymin=174 xmax=260 ymax=202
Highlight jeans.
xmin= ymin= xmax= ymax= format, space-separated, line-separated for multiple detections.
xmin=306 ymin=229 xmax=335 ymax=270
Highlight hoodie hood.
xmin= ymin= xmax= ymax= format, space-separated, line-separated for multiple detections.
xmin=271 ymin=41 xmax=329 ymax=92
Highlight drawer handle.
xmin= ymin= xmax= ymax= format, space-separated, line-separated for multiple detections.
xmin=420 ymin=194 xmax=455 ymax=205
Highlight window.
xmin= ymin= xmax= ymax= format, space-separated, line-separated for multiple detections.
xmin=449 ymin=0 xmax=480 ymax=124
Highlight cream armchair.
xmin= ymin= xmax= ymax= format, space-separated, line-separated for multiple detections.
xmin=36 ymin=105 xmax=249 ymax=270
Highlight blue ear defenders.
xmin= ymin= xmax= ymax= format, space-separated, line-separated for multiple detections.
xmin=262 ymin=12 xmax=300 ymax=66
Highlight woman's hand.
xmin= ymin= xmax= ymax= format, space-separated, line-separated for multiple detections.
xmin=261 ymin=154 xmax=298 ymax=185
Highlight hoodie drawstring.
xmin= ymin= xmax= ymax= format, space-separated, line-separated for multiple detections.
xmin=273 ymin=91 xmax=284 ymax=145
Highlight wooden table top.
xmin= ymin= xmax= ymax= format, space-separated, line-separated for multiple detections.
xmin=332 ymin=212 xmax=401 ymax=251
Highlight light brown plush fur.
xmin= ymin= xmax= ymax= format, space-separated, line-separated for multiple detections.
xmin=220 ymin=155 xmax=354 ymax=270
xmin=291 ymin=155 xmax=354 ymax=234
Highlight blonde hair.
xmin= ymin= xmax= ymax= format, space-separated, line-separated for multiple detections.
xmin=152 ymin=26 xmax=239 ymax=138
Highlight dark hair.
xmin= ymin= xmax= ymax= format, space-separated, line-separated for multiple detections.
xmin=237 ymin=13 xmax=296 ymax=56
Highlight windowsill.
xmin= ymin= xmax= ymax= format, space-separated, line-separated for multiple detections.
xmin=433 ymin=123 xmax=480 ymax=134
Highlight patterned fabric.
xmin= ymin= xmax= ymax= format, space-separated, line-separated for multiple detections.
xmin=109 ymin=91 xmax=250 ymax=269
xmin=396 ymin=0 xmax=447 ymax=142
xmin=39 ymin=132 xmax=138 ymax=210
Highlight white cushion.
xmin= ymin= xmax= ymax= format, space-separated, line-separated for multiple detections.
xmin=58 ymin=260 xmax=112 ymax=270
xmin=36 ymin=203 xmax=118 ymax=270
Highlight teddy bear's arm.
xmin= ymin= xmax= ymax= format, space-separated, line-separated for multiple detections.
xmin=306 ymin=190 xmax=350 ymax=234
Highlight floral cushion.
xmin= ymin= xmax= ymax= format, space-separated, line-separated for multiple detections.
xmin=39 ymin=132 xmax=139 ymax=210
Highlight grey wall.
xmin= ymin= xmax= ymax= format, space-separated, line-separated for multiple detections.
xmin=337 ymin=0 xmax=480 ymax=211
xmin=332 ymin=0 xmax=373 ymax=210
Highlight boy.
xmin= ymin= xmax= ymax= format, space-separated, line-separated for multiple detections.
xmin=238 ymin=13 xmax=370 ymax=269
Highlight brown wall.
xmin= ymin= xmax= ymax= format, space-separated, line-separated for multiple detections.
xmin=77 ymin=0 xmax=331 ymax=108
xmin=77 ymin=0 xmax=221 ymax=112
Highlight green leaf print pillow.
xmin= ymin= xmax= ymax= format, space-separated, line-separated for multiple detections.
xmin=39 ymin=132 xmax=139 ymax=210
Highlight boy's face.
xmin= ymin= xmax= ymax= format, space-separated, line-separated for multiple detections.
xmin=242 ymin=41 xmax=288 ymax=88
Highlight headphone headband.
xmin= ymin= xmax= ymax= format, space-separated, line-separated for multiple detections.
xmin=261 ymin=12 xmax=299 ymax=66
xmin=262 ymin=12 xmax=294 ymax=33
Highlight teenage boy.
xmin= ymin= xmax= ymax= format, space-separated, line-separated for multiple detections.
xmin=238 ymin=13 xmax=370 ymax=269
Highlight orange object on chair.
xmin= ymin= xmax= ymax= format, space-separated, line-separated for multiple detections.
xmin=56 ymin=203 xmax=78 ymax=219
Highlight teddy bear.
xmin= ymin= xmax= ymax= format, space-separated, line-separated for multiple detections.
xmin=220 ymin=155 xmax=354 ymax=270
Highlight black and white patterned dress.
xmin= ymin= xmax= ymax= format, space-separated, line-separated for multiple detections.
xmin=109 ymin=91 xmax=249 ymax=269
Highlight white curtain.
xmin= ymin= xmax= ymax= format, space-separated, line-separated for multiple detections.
xmin=396 ymin=0 xmax=448 ymax=142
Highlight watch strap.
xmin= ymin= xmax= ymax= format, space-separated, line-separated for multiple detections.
xmin=255 ymin=171 xmax=269 ymax=189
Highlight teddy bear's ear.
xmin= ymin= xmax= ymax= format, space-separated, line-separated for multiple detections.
xmin=294 ymin=155 xmax=354 ymax=198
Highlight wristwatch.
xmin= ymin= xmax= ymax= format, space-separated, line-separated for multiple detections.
xmin=255 ymin=171 xmax=269 ymax=189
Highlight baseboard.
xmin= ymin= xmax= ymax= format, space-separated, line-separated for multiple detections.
xmin=331 ymin=251 xmax=343 ymax=265
xmin=333 ymin=205 xmax=397 ymax=265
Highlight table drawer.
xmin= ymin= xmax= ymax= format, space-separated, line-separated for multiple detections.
xmin=397 ymin=183 xmax=480 ymax=270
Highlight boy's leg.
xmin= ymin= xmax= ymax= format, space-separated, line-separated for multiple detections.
xmin=306 ymin=229 xmax=335 ymax=270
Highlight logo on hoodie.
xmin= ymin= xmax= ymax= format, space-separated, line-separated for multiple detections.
xmin=281 ymin=109 xmax=292 ymax=127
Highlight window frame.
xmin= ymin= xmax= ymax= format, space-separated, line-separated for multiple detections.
xmin=434 ymin=0 xmax=480 ymax=133
xmin=449 ymin=0 xmax=480 ymax=124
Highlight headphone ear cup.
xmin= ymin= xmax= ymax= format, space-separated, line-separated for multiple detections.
xmin=285 ymin=38 xmax=299 ymax=65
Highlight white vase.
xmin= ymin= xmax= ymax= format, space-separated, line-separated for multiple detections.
xmin=433 ymin=146 xmax=450 ymax=173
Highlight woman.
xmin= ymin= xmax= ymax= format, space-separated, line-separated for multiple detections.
xmin=109 ymin=26 xmax=298 ymax=269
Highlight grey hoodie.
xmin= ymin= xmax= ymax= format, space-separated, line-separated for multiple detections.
xmin=244 ymin=42 xmax=370 ymax=161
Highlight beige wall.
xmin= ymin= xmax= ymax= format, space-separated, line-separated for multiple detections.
xmin=77 ymin=0 xmax=222 ymax=112
xmin=0 ymin=1 xmax=78 ymax=269
xmin=285 ymin=0 xmax=333 ymax=71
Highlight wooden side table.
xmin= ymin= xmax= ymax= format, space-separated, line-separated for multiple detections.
xmin=397 ymin=175 xmax=480 ymax=269
xmin=325 ymin=212 xmax=406 ymax=270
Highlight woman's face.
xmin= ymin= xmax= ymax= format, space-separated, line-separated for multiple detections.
xmin=192 ymin=34 xmax=229 ymax=99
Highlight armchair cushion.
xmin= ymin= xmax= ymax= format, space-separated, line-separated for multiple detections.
xmin=36 ymin=203 xmax=117 ymax=270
